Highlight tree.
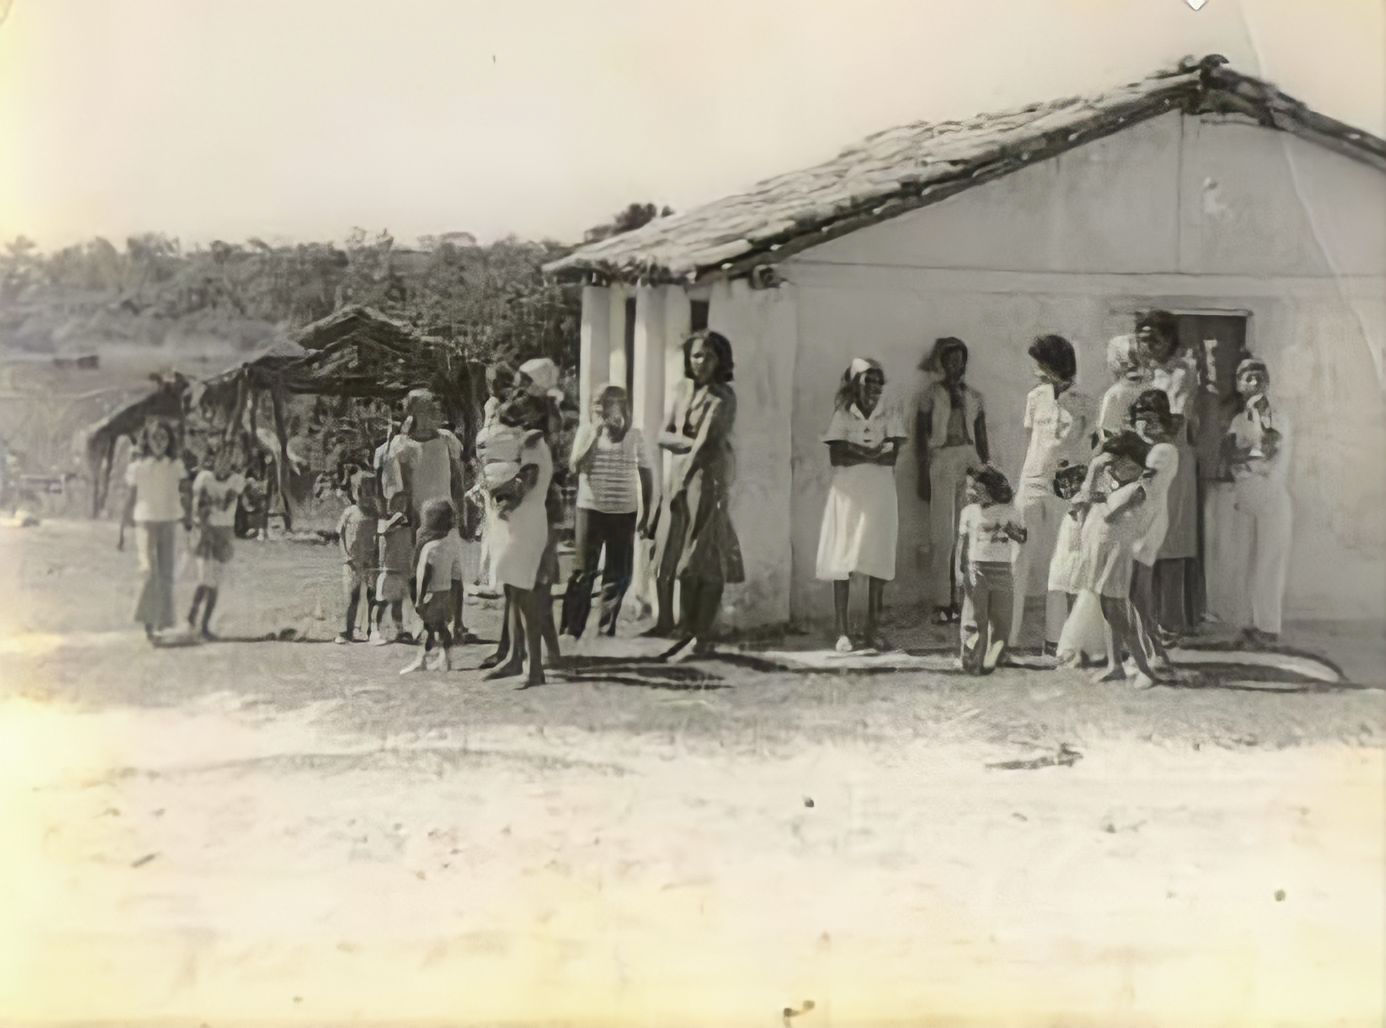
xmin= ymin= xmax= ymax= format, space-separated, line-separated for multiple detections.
xmin=583 ymin=202 xmax=673 ymax=243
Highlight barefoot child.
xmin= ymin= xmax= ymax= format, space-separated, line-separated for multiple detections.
xmin=1074 ymin=430 xmax=1161 ymax=689
xmin=401 ymin=499 xmax=465 ymax=674
xmin=956 ymin=465 xmax=1026 ymax=674
xmin=188 ymin=443 xmax=246 ymax=640
xmin=336 ymin=470 xmax=381 ymax=643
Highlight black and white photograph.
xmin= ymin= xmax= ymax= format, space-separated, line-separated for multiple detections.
xmin=1 ymin=1 xmax=1383 ymax=1024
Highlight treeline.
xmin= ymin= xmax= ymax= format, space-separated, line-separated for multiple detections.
xmin=0 ymin=202 xmax=673 ymax=367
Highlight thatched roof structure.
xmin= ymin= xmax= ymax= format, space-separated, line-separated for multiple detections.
xmin=81 ymin=306 xmax=485 ymax=516
xmin=546 ymin=55 xmax=1386 ymax=285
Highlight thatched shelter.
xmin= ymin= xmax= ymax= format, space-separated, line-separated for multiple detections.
xmin=83 ymin=306 xmax=486 ymax=518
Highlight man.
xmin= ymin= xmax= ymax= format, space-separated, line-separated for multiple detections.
xmin=382 ymin=389 xmax=474 ymax=644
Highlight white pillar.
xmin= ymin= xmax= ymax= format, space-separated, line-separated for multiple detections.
xmin=628 ymin=287 xmax=680 ymax=618
xmin=607 ymin=287 xmax=629 ymax=393
xmin=579 ymin=285 xmax=611 ymax=416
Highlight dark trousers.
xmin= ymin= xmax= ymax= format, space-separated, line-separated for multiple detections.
xmin=560 ymin=509 xmax=637 ymax=638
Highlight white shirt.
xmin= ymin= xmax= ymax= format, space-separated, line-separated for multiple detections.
xmin=1131 ymin=442 xmax=1178 ymax=565
xmin=822 ymin=400 xmax=909 ymax=451
xmin=193 ymin=470 xmax=246 ymax=528
xmin=1021 ymin=385 xmax=1095 ymax=483
xmin=125 ymin=456 xmax=186 ymax=523
xmin=384 ymin=430 xmax=463 ymax=512
xmin=958 ymin=501 xmax=1024 ymax=564
xmin=1227 ymin=401 xmax=1292 ymax=488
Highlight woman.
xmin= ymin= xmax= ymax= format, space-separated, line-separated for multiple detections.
xmin=819 ymin=358 xmax=907 ymax=652
xmin=916 ymin=337 xmax=988 ymax=625
xmin=560 ymin=384 xmax=653 ymax=639
xmin=1099 ymin=335 xmax=1150 ymax=439
xmin=1135 ymin=310 xmax=1199 ymax=643
xmin=1127 ymin=389 xmax=1181 ymax=672
xmin=1219 ymin=357 xmax=1293 ymax=646
xmin=649 ymin=330 xmax=744 ymax=661
xmin=1010 ymin=334 xmax=1096 ymax=651
xmin=118 ymin=419 xmax=189 ymax=644
xmin=480 ymin=359 xmax=565 ymax=671
xmin=483 ymin=393 xmax=555 ymax=687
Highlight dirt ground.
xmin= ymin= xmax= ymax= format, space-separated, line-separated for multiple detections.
xmin=1 ymin=520 xmax=1383 ymax=1027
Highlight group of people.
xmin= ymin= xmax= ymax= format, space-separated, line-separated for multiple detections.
xmin=118 ymin=310 xmax=1290 ymax=689
xmin=816 ymin=310 xmax=1291 ymax=688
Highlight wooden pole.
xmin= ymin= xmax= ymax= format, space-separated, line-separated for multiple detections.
xmin=269 ymin=377 xmax=294 ymax=532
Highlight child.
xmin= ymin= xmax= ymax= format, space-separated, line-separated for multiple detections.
xmin=401 ymin=499 xmax=465 ymax=673
xmin=187 ymin=443 xmax=246 ymax=640
xmin=1050 ymin=461 xmax=1106 ymax=668
xmin=372 ymin=495 xmax=412 ymax=645
xmin=336 ymin=470 xmax=381 ymax=643
xmin=956 ymin=464 xmax=1027 ymax=674
xmin=1098 ymin=335 xmax=1150 ymax=439
xmin=1073 ymin=430 xmax=1161 ymax=689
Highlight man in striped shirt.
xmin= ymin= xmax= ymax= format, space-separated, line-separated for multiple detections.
xmin=559 ymin=384 xmax=654 ymax=639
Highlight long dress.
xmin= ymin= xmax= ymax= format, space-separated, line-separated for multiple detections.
xmin=489 ymin=436 xmax=554 ymax=591
xmin=652 ymin=379 xmax=744 ymax=587
xmin=816 ymin=401 xmax=908 ymax=581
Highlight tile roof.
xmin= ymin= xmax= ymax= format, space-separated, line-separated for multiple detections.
xmin=546 ymin=55 xmax=1386 ymax=284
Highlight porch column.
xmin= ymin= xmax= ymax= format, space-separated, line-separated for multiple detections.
xmin=627 ymin=286 xmax=678 ymax=618
xmin=607 ymin=287 xmax=629 ymax=392
xmin=578 ymin=285 xmax=611 ymax=416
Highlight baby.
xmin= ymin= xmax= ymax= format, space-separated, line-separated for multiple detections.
xmin=474 ymin=399 xmax=543 ymax=517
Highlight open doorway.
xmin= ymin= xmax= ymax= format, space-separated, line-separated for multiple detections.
xmin=1171 ymin=311 xmax=1250 ymax=628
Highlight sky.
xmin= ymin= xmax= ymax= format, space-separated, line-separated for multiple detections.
xmin=0 ymin=0 xmax=1382 ymax=252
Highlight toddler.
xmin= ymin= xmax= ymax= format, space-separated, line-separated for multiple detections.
xmin=956 ymin=464 xmax=1027 ymax=674
xmin=335 ymin=470 xmax=381 ymax=643
xmin=188 ymin=444 xmax=246 ymax=640
xmin=402 ymin=499 xmax=466 ymax=673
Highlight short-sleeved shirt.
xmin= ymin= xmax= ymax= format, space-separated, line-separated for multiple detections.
xmin=192 ymin=470 xmax=246 ymax=528
xmin=822 ymin=400 xmax=909 ymax=451
xmin=384 ymin=430 xmax=463 ymax=513
xmin=416 ymin=534 xmax=466 ymax=594
xmin=958 ymin=501 xmax=1023 ymax=563
xmin=574 ymin=424 xmax=649 ymax=514
xmin=1099 ymin=379 xmax=1147 ymax=438
xmin=1148 ymin=353 xmax=1198 ymax=417
xmin=338 ymin=505 xmax=378 ymax=569
xmin=1021 ymin=385 xmax=1095 ymax=483
xmin=1131 ymin=441 xmax=1179 ymax=564
xmin=125 ymin=456 xmax=186 ymax=523
xmin=1226 ymin=402 xmax=1291 ymax=487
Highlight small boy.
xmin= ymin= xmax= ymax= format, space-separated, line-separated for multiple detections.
xmin=372 ymin=496 xmax=412 ymax=645
xmin=188 ymin=444 xmax=246 ymax=640
xmin=956 ymin=464 xmax=1027 ymax=674
xmin=336 ymin=470 xmax=381 ymax=643
xmin=401 ymin=499 xmax=465 ymax=674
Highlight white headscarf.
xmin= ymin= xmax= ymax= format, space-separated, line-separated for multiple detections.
xmin=519 ymin=357 xmax=564 ymax=402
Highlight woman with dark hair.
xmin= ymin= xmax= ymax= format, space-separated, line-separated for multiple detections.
xmin=1128 ymin=388 xmax=1181 ymax=671
xmin=817 ymin=358 xmax=908 ymax=652
xmin=1010 ymin=334 xmax=1096 ymax=651
xmin=1135 ymin=310 xmax=1200 ymax=643
xmin=648 ymin=330 xmax=744 ymax=660
xmin=916 ymin=337 xmax=989 ymax=625
xmin=118 ymin=419 xmax=189 ymax=644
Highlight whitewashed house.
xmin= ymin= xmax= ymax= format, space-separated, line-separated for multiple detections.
xmin=546 ymin=56 xmax=1386 ymax=630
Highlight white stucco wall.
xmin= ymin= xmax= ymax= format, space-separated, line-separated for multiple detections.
xmin=779 ymin=111 xmax=1386 ymax=625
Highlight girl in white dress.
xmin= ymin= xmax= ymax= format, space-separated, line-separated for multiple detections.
xmin=1128 ymin=389 xmax=1181 ymax=671
xmin=1050 ymin=463 xmax=1106 ymax=668
xmin=816 ymin=358 xmax=908 ymax=652
xmin=1073 ymin=431 xmax=1161 ymax=689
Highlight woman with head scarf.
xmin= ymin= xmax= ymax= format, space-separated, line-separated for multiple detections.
xmin=916 ymin=337 xmax=989 ymax=625
xmin=1099 ymin=334 xmax=1151 ymax=439
xmin=1135 ymin=310 xmax=1201 ymax=644
xmin=1010 ymin=334 xmax=1097 ymax=652
xmin=1213 ymin=357 xmax=1293 ymax=645
xmin=818 ymin=358 xmax=909 ymax=652
xmin=648 ymin=330 xmax=744 ymax=661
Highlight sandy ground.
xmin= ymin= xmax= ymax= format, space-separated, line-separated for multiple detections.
xmin=1 ymin=520 xmax=1383 ymax=1026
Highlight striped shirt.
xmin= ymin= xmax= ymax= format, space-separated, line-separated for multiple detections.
xmin=574 ymin=424 xmax=649 ymax=514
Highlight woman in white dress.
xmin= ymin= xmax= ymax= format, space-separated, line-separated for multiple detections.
xmin=816 ymin=358 xmax=908 ymax=652
xmin=1127 ymin=389 xmax=1181 ymax=671
xmin=483 ymin=394 xmax=554 ymax=687
xmin=118 ymin=419 xmax=189 ymax=644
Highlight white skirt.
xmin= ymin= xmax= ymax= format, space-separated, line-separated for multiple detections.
xmin=816 ymin=463 xmax=898 ymax=581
